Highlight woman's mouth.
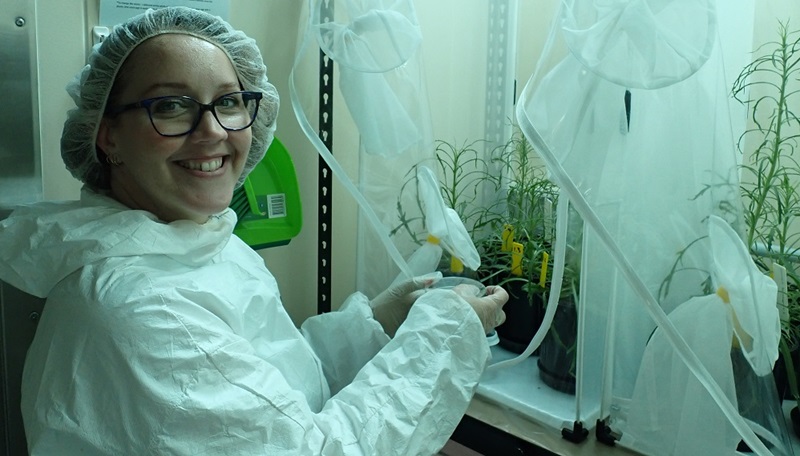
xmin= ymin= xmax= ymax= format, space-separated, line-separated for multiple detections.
xmin=177 ymin=157 xmax=224 ymax=172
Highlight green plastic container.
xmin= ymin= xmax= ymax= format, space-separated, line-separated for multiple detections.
xmin=231 ymin=137 xmax=303 ymax=249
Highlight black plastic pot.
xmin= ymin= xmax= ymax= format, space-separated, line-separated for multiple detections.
xmin=538 ymin=298 xmax=577 ymax=394
xmin=495 ymin=280 xmax=545 ymax=354
xmin=791 ymin=407 xmax=800 ymax=439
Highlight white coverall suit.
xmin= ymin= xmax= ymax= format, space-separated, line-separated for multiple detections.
xmin=0 ymin=188 xmax=490 ymax=455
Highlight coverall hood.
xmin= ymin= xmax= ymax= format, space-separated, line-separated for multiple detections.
xmin=0 ymin=187 xmax=235 ymax=298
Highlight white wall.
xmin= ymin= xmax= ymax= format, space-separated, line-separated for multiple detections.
xmin=36 ymin=0 xmax=86 ymax=200
xmin=417 ymin=0 xmax=491 ymax=144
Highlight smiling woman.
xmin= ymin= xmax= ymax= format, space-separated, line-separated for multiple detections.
xmin=96 ymin=34 xmax=255 ymax=223
xmin=59 ymin=10 xmax=279 ymax=207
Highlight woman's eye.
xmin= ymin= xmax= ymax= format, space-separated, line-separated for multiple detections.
xmin=216 ymin=95 xmax=242 ymax=109
xmin=152 ymin=98 xmax=192 ymax=115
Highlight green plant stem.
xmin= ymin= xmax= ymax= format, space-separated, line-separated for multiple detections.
xmin=745 ymin=27 xmax=792 ymax=249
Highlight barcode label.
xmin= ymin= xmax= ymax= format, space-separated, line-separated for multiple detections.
xmin=267 ymin=193 xmax=287 ymax=218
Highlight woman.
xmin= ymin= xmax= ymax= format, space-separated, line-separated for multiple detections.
xmin=0 ymin=7 xmax=507 ymax=455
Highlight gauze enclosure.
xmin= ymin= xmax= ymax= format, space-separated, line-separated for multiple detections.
xmin=514 ymin=1 xmax=790 ymax=455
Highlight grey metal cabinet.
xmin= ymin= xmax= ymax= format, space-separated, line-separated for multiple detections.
xmin=0 ymin=281 xmax=43 ymax=456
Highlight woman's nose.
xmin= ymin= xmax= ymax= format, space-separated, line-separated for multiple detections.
xmin=192 ymin=109 xmax=228 ymax=139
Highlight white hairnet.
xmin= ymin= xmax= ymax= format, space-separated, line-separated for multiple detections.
xmin=61 ymin=6 xmax=279 ymax=190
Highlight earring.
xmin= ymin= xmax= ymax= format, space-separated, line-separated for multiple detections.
xmin=106 ymin=154 xmax=122 ymax=166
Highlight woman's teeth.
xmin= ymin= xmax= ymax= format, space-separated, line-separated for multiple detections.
xmin=179 ymin=158 xmax=224 ymax=172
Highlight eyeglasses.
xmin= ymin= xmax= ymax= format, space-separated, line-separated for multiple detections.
xmin=105 ymin=91 xmax=263 ymax=137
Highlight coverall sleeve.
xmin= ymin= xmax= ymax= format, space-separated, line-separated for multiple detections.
xmin=300 ymin=292 xmax=390 ymax=395
xmin=316 ymin=289 xmax=492 ymax=455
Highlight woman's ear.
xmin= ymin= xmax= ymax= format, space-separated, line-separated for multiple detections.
xmin=96 ymin=117 xmax=117 ymax=157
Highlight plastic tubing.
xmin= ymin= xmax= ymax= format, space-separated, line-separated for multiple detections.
xmin=289 ymin=31 xmax=414 ymax=282
xmin=487 ymin=189 xmax=569 ymax=371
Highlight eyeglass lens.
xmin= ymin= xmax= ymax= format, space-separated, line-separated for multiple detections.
xmin=148 ymin=92 xmax=259 ymax=136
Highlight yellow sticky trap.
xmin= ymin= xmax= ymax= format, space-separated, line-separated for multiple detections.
xmin=502 ymin=224 xmax=514 ymax=252
xmin=539 ymin=252 xmax=550 ymax=287
xmin=450 ymin=256 xmax=464 ymax=274
xmin=511 ymin=242 xmax=523 ymax=276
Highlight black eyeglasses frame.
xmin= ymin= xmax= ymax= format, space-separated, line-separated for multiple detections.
xmin=104 ymin=90 xmax=263 ymax=137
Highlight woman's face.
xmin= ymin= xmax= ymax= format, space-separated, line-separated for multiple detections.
xmin=97 ymin=34 xmax=251 ymax=224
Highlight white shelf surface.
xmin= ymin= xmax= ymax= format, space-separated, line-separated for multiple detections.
xmin=475 ymin=345 xmax=600 ymax=433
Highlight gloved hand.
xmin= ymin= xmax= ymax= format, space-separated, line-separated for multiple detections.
xmin=454 ymin=285 xmax=509 ymax=334
xmin=371 ymin=272 xmax=442 ymax=337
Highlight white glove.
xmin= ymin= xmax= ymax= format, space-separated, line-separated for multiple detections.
xmin=371 ymin=272 xmax=442 ymax=337
xmin=455 ymin=285 xmax=508 ymax=334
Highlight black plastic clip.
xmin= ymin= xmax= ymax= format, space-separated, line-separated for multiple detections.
xmin=561 ymin=421 xmax=589 ymax=444
xmin=595 ymin=418 xmax=620 ymax=446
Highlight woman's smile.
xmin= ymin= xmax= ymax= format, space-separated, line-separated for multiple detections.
xmin=176 ymin=156 xmax=226 ymax=173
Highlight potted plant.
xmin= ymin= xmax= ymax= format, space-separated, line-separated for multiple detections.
xmin=391 ymin=127 xmax=568 ymax=356
xmin=732 ymin=20 xmax=800 ymax=434
xmin=470 ymin=127 xmax=560 ymax=354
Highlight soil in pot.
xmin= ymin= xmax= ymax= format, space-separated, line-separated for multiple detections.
xmin=538 ymin=297 xmax=577 ymax=394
